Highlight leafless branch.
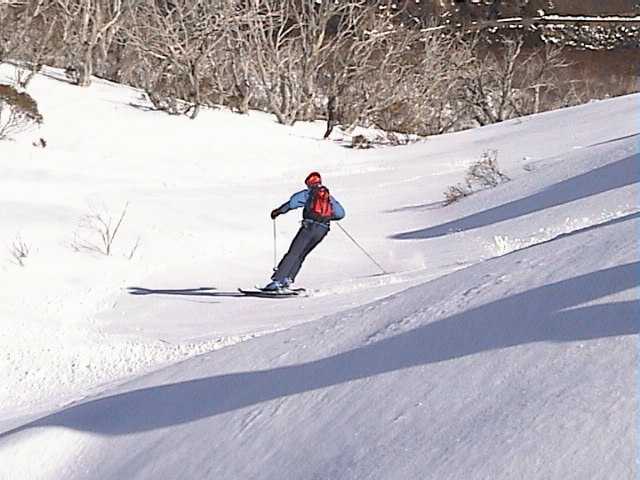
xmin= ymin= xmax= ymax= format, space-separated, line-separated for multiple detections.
xmin=71 ymin=202 xmax=130 ymax=256
xmin=9 ymin=235 xmax=30 ymax=267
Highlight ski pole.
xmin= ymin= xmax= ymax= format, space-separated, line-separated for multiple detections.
xmin=273 ymin=218 xmax=278 ymax=271
xmin=336 ymin=222 xmax=387 ymax=275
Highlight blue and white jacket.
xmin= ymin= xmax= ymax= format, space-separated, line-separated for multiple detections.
xmin=274 ymin=188 xmax=345 ymax=223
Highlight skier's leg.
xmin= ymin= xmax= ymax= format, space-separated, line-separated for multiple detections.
xmin=288 ymin=223 xmax=328 ymax=283
xmin=271 ymin=225 xmax=314 ymax=284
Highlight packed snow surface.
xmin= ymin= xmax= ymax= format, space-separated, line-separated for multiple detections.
xmin=0 ymin=64 xmax=637 ymax=479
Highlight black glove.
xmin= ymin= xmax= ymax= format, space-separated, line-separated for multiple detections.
xmin=270 ymin=209 xmax=280 ymax=220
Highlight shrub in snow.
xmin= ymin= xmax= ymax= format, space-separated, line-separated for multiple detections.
xmin=145 ymin=88 xmax=192 ymax=117
xmin=0 ymin=84 xmax=43 ymax=140
xmin=71 ymin=202 xmax=129 ymax=256
xmin=467 ymin=150 xmax=510 ymax=189
xmin=351 ymin=135 xmax=372 ymax=149
xmin=444 ymin=150 xmax=510 ymax=205
xmin=376 ymin=131 xmax=420 ymax=147
xmin=32 ymin=137 xmax=47 ymax=148
xmin=444 ymin=183 xmax=473 ymax=205
xmin=9 ymin=235 xmax=30 ymax=267
xmin=488 ymin=235 xmax=526 ymax=257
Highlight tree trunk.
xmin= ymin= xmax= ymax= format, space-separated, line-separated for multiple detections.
xmin=240 ymin=93 xmax=250 ymax=114
xmin=77 ymin=44 xmax=93 ymax=87
xmin=189 ymin=103 xmax=200 ymax=120
xmin=323 ymin=95 xmax=337 ymax=139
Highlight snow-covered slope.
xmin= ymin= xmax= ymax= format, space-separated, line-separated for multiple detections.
xmin=0 ymin=64 xmax=637 ymax=479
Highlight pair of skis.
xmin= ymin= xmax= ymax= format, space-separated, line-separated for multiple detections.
xmin=238 ymin=287 xmax=306 ymax=298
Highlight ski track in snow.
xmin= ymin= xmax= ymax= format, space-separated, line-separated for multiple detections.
xmin=0 ymin=326 xmax=273 ymax=421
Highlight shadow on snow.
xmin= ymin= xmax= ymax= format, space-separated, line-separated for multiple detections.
xmin=391 ymin=154 xmax=639 ymax=240
xmin=127 ymin=287 xmax=244 ymax=298
xmin=3 ymin=261 xmax=638 ymax=437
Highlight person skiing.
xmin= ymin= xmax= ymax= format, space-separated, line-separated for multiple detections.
xmin=264 ymin=171 xmax=345 ymax=292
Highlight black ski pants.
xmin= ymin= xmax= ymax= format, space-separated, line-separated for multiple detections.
xmin=272 ymin=220 xmax=329 ymax=284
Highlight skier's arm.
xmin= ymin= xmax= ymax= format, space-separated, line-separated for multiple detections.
xmin=271 ymin=190 xmax=308 ymax=219
xmin=330 ymin=197 xmax=345 ymax=221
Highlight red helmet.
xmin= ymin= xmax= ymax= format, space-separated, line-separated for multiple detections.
xmin=305 ymin=171 xmax=322 ymax=187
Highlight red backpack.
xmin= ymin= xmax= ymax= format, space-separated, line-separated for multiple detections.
xmin=304 ymin=185 xmax=334 ymax=222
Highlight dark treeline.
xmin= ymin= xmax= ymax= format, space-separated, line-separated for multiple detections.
xmin=0 ymin=0 xmax=637 ymax=141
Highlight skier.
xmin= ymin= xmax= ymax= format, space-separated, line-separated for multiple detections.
xmin=264 ymin=171 xmax=345 ymax=292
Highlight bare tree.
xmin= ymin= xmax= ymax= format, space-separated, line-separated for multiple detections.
xmin=49 ymin=0 xmax=128 ymax=86
xmin=321 ymin=4 xmax=393 ymax=136
xmin=513 ymin=43 xmax=569 ymax=115
xmin=210 ymin=3 xmax=260 ymax=114
xmin=322 ymin=8 xmax=472 ymax=137
xmin=0 ymin=1 xmax=32 ymax=63
xmin=460 ymin=37 xmax=568 ymax=126
xmin=125 ymin=0 xmax=226 ymax=118
xmin=460 ymin=37 xmax=522 ymax=126
xmin=369 ymin=31 xmax=473 ymax=136
xmin=238 ymin=0 xmax=307 ymax=125
xmin=0 ymin=0 xmax=61 ymax=86
xmin=238 ymin=0 xmax=373 ymax=125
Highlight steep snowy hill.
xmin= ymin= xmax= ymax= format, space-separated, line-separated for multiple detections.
xmin=2 ymin=210 xmax=638 ymax=479
xmin=0 ymin=64 xmax=637 ymax=479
